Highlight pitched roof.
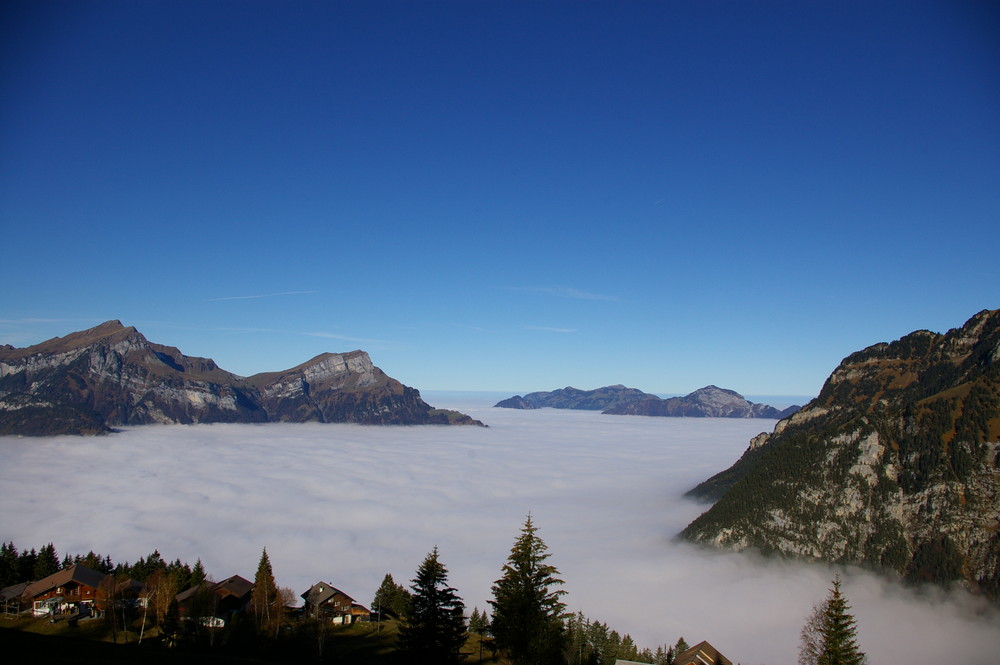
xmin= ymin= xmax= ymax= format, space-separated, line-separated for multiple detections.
xmin=176 ymin=575 xmax=254 ymax=604
xmin=23 ymin=564 xmax=107 ymax=598
xmin=214 ymin=575 xmax=253 ymax=599
xmin=673 ymin=640 xmax=733 ymax=665
xmin=301 ymin=581 xmax=355 ymax=607
xmin=0 ymin=581 xmax=30 ymax=602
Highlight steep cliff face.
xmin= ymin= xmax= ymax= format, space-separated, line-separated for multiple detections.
xmin=682 ymin=309 xmax=1000 ymax=598
xmin=0 ymin=321 xmax=483 ymax=434
xmin=604 ymin=385 xmax=798 ymax=418
xmin=247 ymin=351 xmax=462 ymax=425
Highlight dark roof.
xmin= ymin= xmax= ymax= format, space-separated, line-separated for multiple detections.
xmin=0 ymin=581 xmax=31 ymax=601
xmin=673 ymin=640 xmax=732 ymax=665
xmin=301 ymin=581 xmax=355 ymax=607
xmin=175 ymin=583 xmax=208 ymax=604
xmin=214 ymin=575 xmax=254 ymax=600
xmin=23 ymin=564 xmax=107 ymax=598
xmin=176 ymin=575 xmax=254 ymax=604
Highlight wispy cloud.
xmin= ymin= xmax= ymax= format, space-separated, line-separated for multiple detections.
xmin=510 ymin=286 xmax=620 ymax=302
xmin=0 ymin=318 xmax=82 ymax=325
xmin=524 ymin=325 xmax=577 ymax=334
xmin=208 ymin=290 xmax=319 ymax=301
xmin=302 ymin=331 xmax=396 ymax=345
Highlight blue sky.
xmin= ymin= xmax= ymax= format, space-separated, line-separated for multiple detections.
xmin=2 ymin=0 xmax=998 ymax=396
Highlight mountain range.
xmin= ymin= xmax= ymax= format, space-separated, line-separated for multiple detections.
xmin=495 ymin=384 xmax=659 ymax=411
xmin=0 ymin=321 xmax=484 ymax=435
xmin=496 ymin=384 xmax=799 ymax=419
xmin=681 ymin=309 xmax=1000 ymax=599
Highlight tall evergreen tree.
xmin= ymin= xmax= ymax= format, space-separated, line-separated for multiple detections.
xmin=399 ymin=546 xmax=467 ymax=665
xmin=33 ymin=543 xmax=60 ymax=579
xmin=816 ymin=577 xmax=866 ymax=665
xmin=373 ymin=572 xmax=413 ymax=618
xmin=250 ymin=547 xmax=280 ymax=636
xmin=469 ymin=607 xmax=489 ymax=635
xmin=190 ymin=559 xmax=207 ymax=587
xmin=0 ymin=542 xmax=19 ymax=587
xmin=19 ymin=547 xmax=37 ymax=582
xmin=490 ymin=514 xmax=567 ymax=665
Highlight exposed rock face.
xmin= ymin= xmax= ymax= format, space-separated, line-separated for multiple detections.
xmin=603 ymin=385 xmax=798 ymax=418
xmin=0 ymin=321 xmax=484 ymax=435
xmin=494 ymin=384 xmax=659 ymax=411
xmin=682 ymin=309 xmax=1000 ymax=599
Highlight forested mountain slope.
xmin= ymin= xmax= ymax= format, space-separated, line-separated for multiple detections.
xmin=682 ymin=309 xmax=1000 ymax=598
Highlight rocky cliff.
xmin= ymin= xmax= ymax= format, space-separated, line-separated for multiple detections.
xmin=603 ymin=385 xmax=799 ymax=418
xmin=681 ymin=309 xmax=1000 ymax=598
xmin=0 ymin=321 xmax=484 ymax=435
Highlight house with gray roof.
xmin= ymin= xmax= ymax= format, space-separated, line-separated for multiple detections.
xmin=22 ymin=564 xmax=107 ymax=617
xmin=672 ymin=640 xmax=732 ymax=665
xmin=301 ymin=581 xmax=370 ymax=624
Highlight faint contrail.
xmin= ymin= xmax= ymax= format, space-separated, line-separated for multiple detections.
xmin=208 ymin=290 xmax=319 ymax=301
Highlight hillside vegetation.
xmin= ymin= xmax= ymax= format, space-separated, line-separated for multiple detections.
xmin=682 ymin=309 xmax=1000 ymax=598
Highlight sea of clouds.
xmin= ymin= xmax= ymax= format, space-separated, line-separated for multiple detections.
xmin=1 ymin=396 xmax=997 ymax=663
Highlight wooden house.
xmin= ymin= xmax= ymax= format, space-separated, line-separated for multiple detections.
xmin=175 ymin=574 xmax=254 ymax=620
xmin=673 ymin=640 xmax=732 ymax=665
xmin=22 ymin=564 xmax=107 ymax=617
xmin=301 ymin=581 xmax=371 ymax=624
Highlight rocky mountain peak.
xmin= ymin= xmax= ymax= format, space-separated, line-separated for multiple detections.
xmin=1 ymin=322 xmax=484 ymax=434
xmin=682 ymin=308 xmax=1000 ymax=599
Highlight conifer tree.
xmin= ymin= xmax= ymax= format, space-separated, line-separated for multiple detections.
xmin=800 ymin=577 xmax=866 ymax=665
xmin=490 ymin=514 xmax=567 ymax=665
xmin=0 ymin=542 xmax=18 ymax=587
xmin=373 ymin=572 xmax=412 ymax=618
xmin=250 ymin=547 xmax=280 ymax=636
xmin=190 ymin=559 xmax=207 ymax=587
xmin=399 ymin=546 xmax=467 ymax=665
xmin=816 ymin=577 xmax=866 ymax=665
xmin=469 ymin=607 xmax=489 ymax=634
xmin=34 ymin=543 xmax=60 ymax=579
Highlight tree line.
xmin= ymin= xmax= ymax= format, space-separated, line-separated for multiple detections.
xmin=2 ymin=520 xmax=868 ymax=664
xmin=1 ymin=516 xmax=686 ymax=664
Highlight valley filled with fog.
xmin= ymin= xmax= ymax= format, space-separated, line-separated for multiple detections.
xmin=1 ymin=396 xmax=997 ymax=663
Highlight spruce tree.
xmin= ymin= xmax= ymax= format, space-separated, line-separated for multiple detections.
xmin=373 ymin=572 xmax=413 ymax=618
xmin=34 ymin=543 xmax=60 ymax=579
xmin=250 ymin=547 xmax=280 ymax=636
xmin=190 ymin=559 xmax=207 ymax=587
xmin=399 ymin=546 xmax=467 ymax=665
xmin=489 ymin=514 xmax=567 ymax=665
xmin=469 ymin=607 xmax=489 ymax=634
xmin=814 ymin=577 xmax=866 ymax=665
xmin=0 ymin=542 xmax=19 ymax=587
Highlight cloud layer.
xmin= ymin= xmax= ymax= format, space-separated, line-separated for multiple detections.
xmin=1 ymin=400 xmax=997 ymax=663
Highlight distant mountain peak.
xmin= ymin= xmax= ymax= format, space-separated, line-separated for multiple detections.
xmin=0 ymin=322 xmax=484 ymax=435
xmin=604 ymin=386 xmax=796 ymax=418
xmin=494 ymin=384 xmax=659 ymax=411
